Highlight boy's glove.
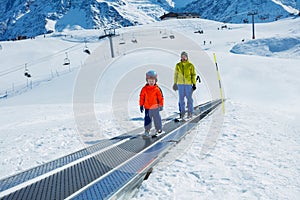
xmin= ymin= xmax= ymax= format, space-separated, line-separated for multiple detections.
xmin=192 ymin=84 xmax=196 ymax=91
xmin=140 ymin=106 xmax=144 ymax=113
xmin=173 ymin=83 xmax=178 ymax=91
xmin=159 ymin=106 xmax=163 ymax=111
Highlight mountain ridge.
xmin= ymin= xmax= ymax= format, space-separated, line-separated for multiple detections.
xmin=0 ymin=0 xmax=299 ymax=41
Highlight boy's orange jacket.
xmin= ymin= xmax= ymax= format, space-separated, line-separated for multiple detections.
xmin=139 ymin=84 xmax=164 ymax=109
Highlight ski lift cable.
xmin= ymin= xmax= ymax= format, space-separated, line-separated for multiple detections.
xmin=25 ymin=43 xmax=82 ymax=67
xmin=0 ymin=43 xmax=81 ymax=75
xmin=0 ymin=43 xmax=83 ymax=77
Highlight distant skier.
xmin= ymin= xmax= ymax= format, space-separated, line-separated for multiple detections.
xmin=172 ymin=51 xmax=196 ymax=119
xmin=139 ymin=70 xmax=164 ymax=136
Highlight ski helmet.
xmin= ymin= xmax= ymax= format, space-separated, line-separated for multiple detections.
xmin=146 ymin=70 xmax=158 ymax=81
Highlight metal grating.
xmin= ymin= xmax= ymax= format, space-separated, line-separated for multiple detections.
xmin=0 ymin=138 xmax=124 ymax=192
xmin=0 ymin=100 xmax=222 ymax=200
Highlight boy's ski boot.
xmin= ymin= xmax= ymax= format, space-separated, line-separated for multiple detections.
xmin=144 ymin=130 xmax=150 ymax=137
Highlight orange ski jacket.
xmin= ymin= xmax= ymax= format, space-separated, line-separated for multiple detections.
xmin=139 ymin=84 xmax=164 ymax=109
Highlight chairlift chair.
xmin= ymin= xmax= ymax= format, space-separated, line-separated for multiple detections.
xmin=161 ymin=30 xmax=168 ymax=39
xmin=63 ymin=52 xmax=70 ymax=65
xmin=83 ymin=47 xmax=91 ymax=55
xmin=83 ymin=43 xmax=91 ymax=55
xmin=63 ymin=57 xmax=70 ymax=65
xmin=24 ymin=67 xmax=31 ymax=78
xmin=131 ymin=36 xmax=137 ymax=43
xmin=131 ymin=34 xmax=137 ymax=43
xmin=162 ymin=34 xmax=168 ymax=39
xmin=119 ymin=38 xmax=125 ymax=45
xmin=119 ymin=34 xmax=125 ymax=44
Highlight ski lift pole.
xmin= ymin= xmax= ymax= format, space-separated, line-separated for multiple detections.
xmin=105 ymin=28 xmax=115 ymax=58
xmin=108 ymin=34 xmax=115 ymax=58
xmin=248 ymin=11 xmax=257 ymax=39
xmin=213 ymin=53 xmax=225 ymax=114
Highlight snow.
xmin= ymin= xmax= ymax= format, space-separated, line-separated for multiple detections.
xmin=0 ymin=16 xmax=300 ymax=199
xmin=56 ymin=8 xmax=91 ymax=31
xmin=273 ymin=0 xmax=300 ymax=14
xmin=134 ymin=102 xmax=300 ymax=199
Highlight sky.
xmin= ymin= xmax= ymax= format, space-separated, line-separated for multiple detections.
xmin=0 ymin=16 xmax=299 ymax=199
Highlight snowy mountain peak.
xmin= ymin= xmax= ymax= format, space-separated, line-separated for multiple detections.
xmin=0 ymin=0 xmax=299 ymax=41
xmin=180 ymin=0 xmax=300 ymax=23
xmin=0 ymin=0 xmax=172 ymax=40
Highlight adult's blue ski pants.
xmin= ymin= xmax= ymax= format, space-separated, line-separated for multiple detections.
xmin=178 ymin=84 xmax=194 ymax=114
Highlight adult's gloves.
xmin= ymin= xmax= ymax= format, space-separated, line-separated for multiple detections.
xmin=174 ymin=83 xmax=196 ymax=91
xmin=173 ymin=83 xmax=178 ymax=91
xmin=159 ymin=106 xmax=163 ymax=111
xmin=192 ymin=84 xmax=196 ymax=91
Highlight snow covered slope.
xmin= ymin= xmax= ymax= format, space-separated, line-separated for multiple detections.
xmin=0 ymin=16 xmax=299 ymax=199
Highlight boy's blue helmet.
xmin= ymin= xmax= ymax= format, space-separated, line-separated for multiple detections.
xmin=146 ymin=70 xmax=158 ymax=81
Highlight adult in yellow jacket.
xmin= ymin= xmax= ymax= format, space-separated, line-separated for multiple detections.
xmin=173 ymin=51 xmax=196 ymax=118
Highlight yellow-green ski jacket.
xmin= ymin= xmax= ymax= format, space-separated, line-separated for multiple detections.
xmin=174 ymin=60 xmax=196 ymax=85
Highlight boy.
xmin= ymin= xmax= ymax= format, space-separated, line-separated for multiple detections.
xmin=139 ymin=70 xmax=164 ymax=136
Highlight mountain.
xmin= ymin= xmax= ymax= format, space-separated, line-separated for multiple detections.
xmin=0 ymin=0 xmax=173 ymax=41
xmin=0 ymin=0 xmax=299 ymax=41
xmin=180 ymin=0 xmax=300 ymax=23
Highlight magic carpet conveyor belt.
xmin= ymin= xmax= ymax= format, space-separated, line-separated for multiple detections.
xmin=0 ymin=99 xmax=222 ymax=200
